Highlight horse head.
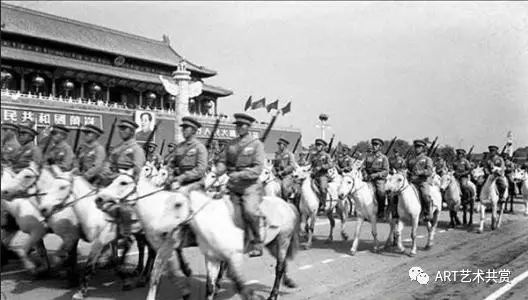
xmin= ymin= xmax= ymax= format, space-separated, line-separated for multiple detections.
xmin=38 ymin=166 xmax=74 ymax=218
xmin=149 ymin=164 xmax=169 ymax=187
xmin=1 ymin=162 xmax=40 ymax=199
xmin=471 ymin=167 xmax=485 ymax=181
xmin=140 ymin=162 xmax=159 ymax=180
xmin=512 ymin=168 xmax=527 ymax=182
xmin=96 ymin=168 xmax=137 ymax=205
xmin=385 ymin=173 xmax=408 ymax=194
xmin=259 ymin=165 xmax=274 ymax=183
xmin=292 ymin=165 xmax=311 ymax=181
xmin=439 ymin=171 xmax=455 ymax=192
xmin=338 ymin=172 xmax=358 ymax=199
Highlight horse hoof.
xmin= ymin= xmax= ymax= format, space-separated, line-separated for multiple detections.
xmin=424 ymin=244 xmax=432 ymax=251
xmin=408 ymin=252 xmax=416 ymax=257
xmin=395 ymin=247 xmax=405 ymax=254
xmin=349 ymin=249 xmax=357 ymax=256
xmin=72 ymin=291 xmax=84 ymax=300
xmin=283 ymin=277 xmax=298 ymax=288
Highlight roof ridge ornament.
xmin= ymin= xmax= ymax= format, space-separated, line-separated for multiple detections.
xmin=177 ymin=60 xmax=187 ymax=72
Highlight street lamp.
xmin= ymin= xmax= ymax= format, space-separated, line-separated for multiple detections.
xmin=316 ymin=113 xmax=330 ymax=140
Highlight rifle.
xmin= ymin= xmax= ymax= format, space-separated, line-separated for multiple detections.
xmin=350 ymin=147 xmax=358 ymax=159
xmin=385 ymin=136 xmax=397 ymax=156
xmin=142 ymin=120 xmax=162 ymax=154
xmin=427 ymin=136 xmax=438 ymax=156
xmin=159 ymin=139 xmax=166 ymax=156
xmin=206 ymin=118 xmax=221 ymax=150
xmin=500 ymin=143 xmax=509 ymax=156
xmin=466 ymin=145 xmax=474 ymax=160
xmin=105 ymin=117 xmax=118 ymax=153
xmin=292 ymin=135 xmax=302 ymax=153
xmin=73 ymin=124 xmax=82 ymax=155
xmin=331 ymin=142 xmax=340 ymax=159
xmin=327 ymin=134 xmax=335 ymax=152
xmin=404 ymin=148 xmax=413 ymax=160
xmin=40 ymin=127 xmax=53 ymax=168
xmin=260 ymin=113 xmax=278 ymax=143
xmin=431 ymin=144 xmax=440 ymax=156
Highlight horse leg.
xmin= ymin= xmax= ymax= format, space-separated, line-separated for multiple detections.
xmin=497 ymin=198 xmax=505 ymax=229
xmin=176 ymin=247 xmax=192 ymax=277
xmin=425 ymin=212 xmax=438 ymax=250
xmin=469 ymin=197 xmax=475 ymax=226
xmin=325 ymin=210 xmax=334 ymax=243
xmin=478 ymin=204 xmax=485 ymax=234
xmin=137 ymin=245 xmax=156 ymax=288
xmin=448 ymin=210 xmax=455 ymax=229
xmin=350 ymin=218 xmax=363 ymax=255
xmin=491 ymin=201 xmax=498 ymax=231
xmin=205 ymin=258 xmax=221 ymax=300
xmin=17 ymin=225 xmax=47 ymax=275
xmin=146 ymin=238 xmax=174 ymax=300
xmin=384 ymin=218 xmax=395 ymax=250
xmin=371 ymin=214 xmax=380 ymax=253
xmin=134 ymin=234 xmax=145 ymax=275
xmin=409 ymin=217 xmax=419 ymax=257
xmin=225 ymin=252 xmax=254 ymax=300
xmin=338 ymin=202 xmax=349 ymax=241
xmin=268 ymin=239 xmax=287 ymax=300
xmin=394 ymin=220 xmax=405 ymax=254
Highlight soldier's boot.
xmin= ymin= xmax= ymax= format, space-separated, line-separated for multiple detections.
xmin=247 ymin=216 xmax=264 ymax=258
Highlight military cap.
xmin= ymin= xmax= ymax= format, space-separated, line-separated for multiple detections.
xmin=117 ymin=161 xmax=135 ymax=170
xmin=1 ymin=122 xmax=19 ymax=131
xmin=117 ymin=119 xmax=139 ymax=130
xmin=81 ymin=124 xmax=104 ymax=135
xmin=488 ymin=145 xmax=499 ymax=152
xmin=180 ymin=116 xmax=202 ymax=130
xmin=456 ymin=149 xmax=466 ymax=154
xmin=146 ymin=142 xmax=157 ymax=149
xmin=233 ymin=113 xmax=256 ymax=126
xmin=315 ymin=138 xmax=327 ymax=146
xmin=277 ymin=138 xmax=289 ymax=145
xmin=371 ymin=138 xmax=384 ymax=146
xmin=413 ymin=139 xmax=426 ymax=147
xmin=18 ymin=124 xmax=37 ymax=136
xmin=51 ymin=124 xmax=70 ymax=135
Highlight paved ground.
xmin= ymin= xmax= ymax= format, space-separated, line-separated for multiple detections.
xmin=1 ymin=199 xmax=527 ymax=300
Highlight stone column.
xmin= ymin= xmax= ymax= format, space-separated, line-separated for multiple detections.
xmin=172 ymin=61 xmax=192 ymax=143
xmin=51 ymin=78 xmax=56 ymax=97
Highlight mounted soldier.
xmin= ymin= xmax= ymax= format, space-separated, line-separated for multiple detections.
xmin=406 ymin=139 xmax=435 ymax=221
xmin=145 ymin=142 xmax=161 ymax=169
xmin=389 ymin=149 xmax=406 ymax=174
xmin=75 ymin=124 xmax=106 ymax=185
xmin=13 ymin=124 xmax=42 ymax=171
xmin=336 ymin=146 xmax=353 ymax=174
xmin=272 ymin=137 xmax=297 ymax=201
xmin=434 ymin=156 xmax=448 ymax=176
xmin=310 ymin=139 xmax=333 ymax=211
xmin=485 ymin=145 xmax=508 ymax=203
xmin=453 ymin=148 xmax=473 ymax=203
xmin=109 ymin=119 xmax=146 ymax=177
xmin=1 ymin=122 xmax=21 ymax=169
xmin=503 ymin=153 xmax=517 ymax=212
xmin=43 ymin=125 xmax=74 ymax=171
xmin=166 ymin=116 xmax=208 ymax=192
xmin=362 ymin=138 xmax=389 ymax=220
xmin=163 ymin=142 xmax=177 ymax=166
xmin=215 ymin=113 xmax=266 ymax=257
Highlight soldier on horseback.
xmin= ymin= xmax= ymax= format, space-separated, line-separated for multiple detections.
xmin=272 ymin=137 xmax=297 ymax=201
xmin=13 ymin=124 xmax=42 ymax=171
xmin=310 ymin=139 xmax=333 ymax=212
xmin=166 ymin=116 xmax=208 ymax=191
xmin=453 ymin=149 xmax=473 ymax=207
xmin=75 ymin=125 xmax=106 ymax=185
xmin=1 ymin=122 xmax=21 ymax=169
xmin=43 ymin=125 xmax=74 ymax=171
xmin=362 ymin=138 xmax=389 ymax=220
xmin=434 ymin=156 xmax=448 ymax=176
xmin=163 ymin=142 xmax=177 ymax=166
xmin=215 ymin=113 xmax=266 ymax=257
xmin=336 ymin=146 xmax=354 ymax=174
xmin=389 ymin=149 xmax=406 ymax=174
xmin=485 ymin=145 xmax=508 ymax=204
xmin=145 ymin=142 xmax=161 ymax=169
xmin=406 ymin=139 xmax=435 ymax=221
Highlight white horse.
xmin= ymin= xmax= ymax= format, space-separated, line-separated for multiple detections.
xmin=439 ymin=172 xmax=462 ymax=228
xmin=338 ymin=170 xmax=379 ymax=255
xmin=260 ymin=163 xmax=282 ymax=198
xmin=34 ymin=168 xmax=154 ymax=300
xmin=324 ymin=166 xmax=349 ymax=243
xmin=1 ymin=164 xmax=50 ymax=274
xmin=292 ymin=165 xmax=319 ymax=249
xmin=478 ymin=166 xmax=508 ymax=233
xmin=512 ymin=168 xmax=528 ymax=216
xmin=99 ymin=169 xmax=300 ymax=300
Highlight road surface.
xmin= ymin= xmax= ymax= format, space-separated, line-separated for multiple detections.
xmin=2 ymin=200 xmax=527 ymax=300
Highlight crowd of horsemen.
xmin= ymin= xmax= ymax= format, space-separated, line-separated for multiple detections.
xmin=1 ymin=112 xmax=526 ymax=262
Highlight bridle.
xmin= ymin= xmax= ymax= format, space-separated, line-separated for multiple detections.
xmin=393 ymin=174 xmax=412 ymax=195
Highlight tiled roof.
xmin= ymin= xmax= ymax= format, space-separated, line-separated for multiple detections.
xmin=1 ymin=3 xmax=216 ymax=77
xmin=2 ymin=46 xmax=232 ymax=97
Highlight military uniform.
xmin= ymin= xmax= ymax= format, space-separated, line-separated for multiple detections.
xmin=310 ymin=139 xmax=333 ymax=203
xmin=485 ymin=146 xmax=507 ymax=201
xmin=363 ymin=138 xmax=389 ymax=218
xmin=336 ymin=151 xmax=354 ymax=174
xmin=109 ymin=138 xmax=145 ymax=177
xmin=77 ymin=141 xmax=105 ymax=182
xmin=434 ymin=157 xmax=448 ymax=176
xmin=453 ymin=149 xmax=473 ymax=210
xmin=273 ymin=138 xmax=297 ymax=200
xmin=216 ymin=113 xmax=265 ymax=257
xmin=504 ymin=157 xmax=517 ymax=207
xmin=169 ymin=137 xmax=207 ymax=187
xmin=43 ymin=125 xmax=74 ymax=171
xmin=406 ymin=140 xmax=434 ymax=219
xmin=389 ymin=154 xmax=406 ymax=173
xmin=163 ymin=142 xmax=177 ymax=166
xmin=1 ymin=123 xmax=21 ymax=168
xmin=13 ymin=126 xmax=42 ymax=171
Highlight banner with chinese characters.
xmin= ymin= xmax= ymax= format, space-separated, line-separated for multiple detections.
xmin=195 ymin=125 xmax=260 ymax=140
xmin=1 ymin=106 xmax=103 ymax=128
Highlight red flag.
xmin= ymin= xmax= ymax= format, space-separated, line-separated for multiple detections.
xmin=251 ymin=97 xmax=266 ymax=110
xmin=281 ymin=101 xmax=291 ymax=115
xmin=244 ymin=96 xmax=253 ymax=111
xmin=266 ymin=100 xmax=279 ymax=112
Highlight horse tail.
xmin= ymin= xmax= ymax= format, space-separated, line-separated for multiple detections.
xmin=287 ymin=204 xmax=301 ymax=260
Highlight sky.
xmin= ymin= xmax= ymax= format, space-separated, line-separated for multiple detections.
xmin=6 ymin=1 xmax=528 ymax=152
